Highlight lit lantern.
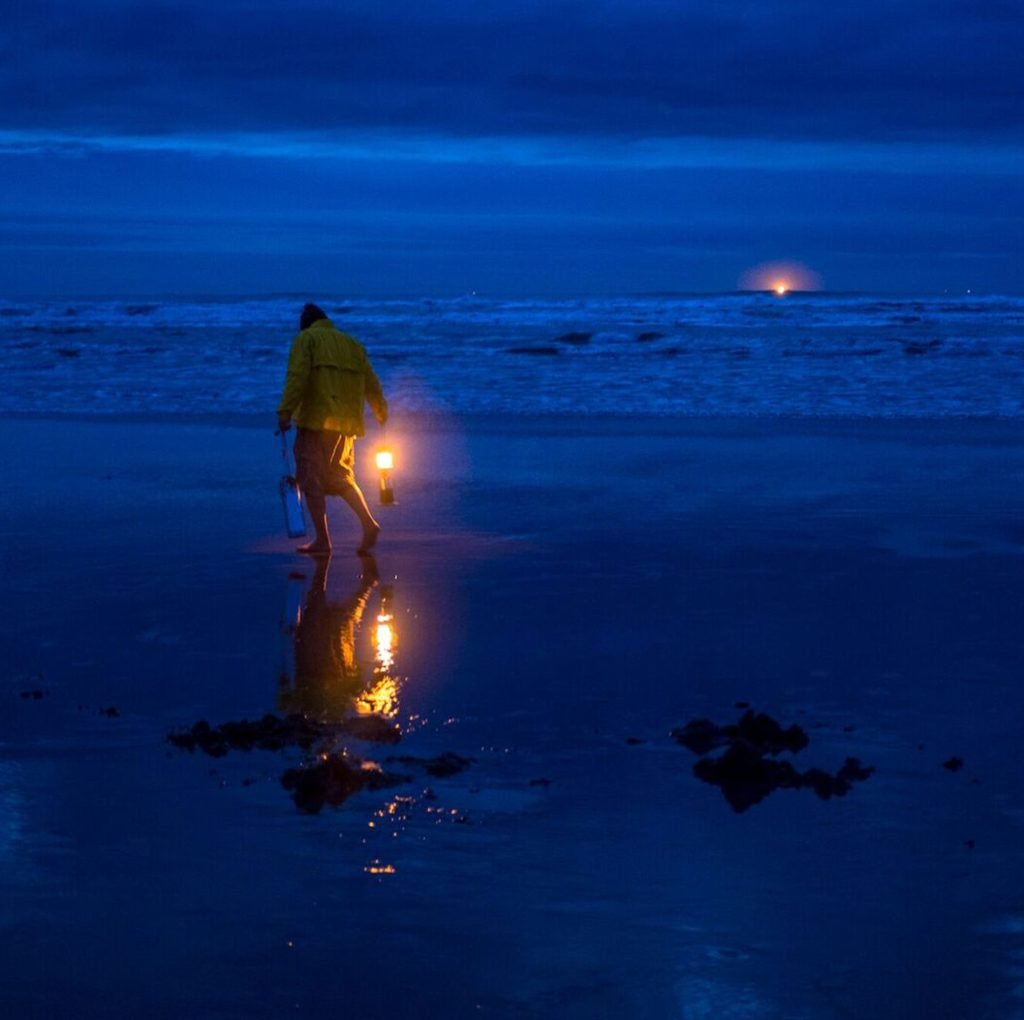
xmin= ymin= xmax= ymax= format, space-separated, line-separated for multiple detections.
xmin=375 ymin=447 xmax=395 ymax=505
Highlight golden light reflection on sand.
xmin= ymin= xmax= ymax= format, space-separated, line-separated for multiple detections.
xmin=280 ymin=561 xmax=405 ymax=725
xmin=356 ymin=585 xmax=402 ymax=717
xmin=355 ymin=675 xmax=399 ymax=717
xmin=274 ymin=557 xmax=474 ymax=858
xmin=359 ymin=790 xmax=469 ymax=874
xmin=375 ymin=620 xmax=395 ymax=673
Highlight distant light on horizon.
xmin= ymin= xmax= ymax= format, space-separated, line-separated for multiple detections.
xmin=739 ymin=261 xmax=823 ymax=293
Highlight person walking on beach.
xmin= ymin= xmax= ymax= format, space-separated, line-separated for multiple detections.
xmin=277 ymin=303 xmax=388 ymax=556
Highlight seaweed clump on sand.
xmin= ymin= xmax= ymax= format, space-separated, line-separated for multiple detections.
xmin=168 ymin=712 xmax=400 ymax=757
xmin=168 ymin=713 xmax=468 ymax=814
xmin=282 ymin=754 xmax=410 ymax=814
xmin=672 ymin=711 xmax=809 ymax=757
xmin=340 ymin=714 xmax=402 ymax=745
xmin=671 ymin=709 xmax=874 ymax=813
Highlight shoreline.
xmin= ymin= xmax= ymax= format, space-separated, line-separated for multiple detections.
xmin=10 ymin=406 xmax=1024 ymax=436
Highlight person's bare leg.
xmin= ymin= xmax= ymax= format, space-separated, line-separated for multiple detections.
xmin=338 ymin=480 xmax=380 ymax=552
xmin=298 ymin=485 xmax=332 ymax=556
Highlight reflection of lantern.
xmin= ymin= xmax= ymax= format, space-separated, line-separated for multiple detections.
xmin=375 ymin=448 xmax=395 ymax=506
xmin=357 ymin=585 xmax=400 ymax=717
xmin=375 ymin=586 xmax=395 ymax=673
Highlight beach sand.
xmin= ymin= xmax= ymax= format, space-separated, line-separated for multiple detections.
xmin=2 ymin=414 xmax=1024 ymax=1018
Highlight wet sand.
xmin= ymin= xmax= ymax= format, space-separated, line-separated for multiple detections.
xmin=2 ymin=415 xmax=1024 ymax=1018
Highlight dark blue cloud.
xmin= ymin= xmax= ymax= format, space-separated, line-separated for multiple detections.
xmin=3 ymin=0 xmax=1022 ymax=143
xmin=1 ymin=1 xmax=1021 ymax=296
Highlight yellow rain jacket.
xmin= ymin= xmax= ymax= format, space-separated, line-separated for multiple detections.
xmin=277 ymin=318 xmax=387 ymax=435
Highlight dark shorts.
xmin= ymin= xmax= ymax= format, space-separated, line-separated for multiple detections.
xmin=294 ymin=428 xmax=356 ymax=496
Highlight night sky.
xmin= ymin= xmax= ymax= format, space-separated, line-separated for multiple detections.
xmin=2 ymin=0 xmax=1022 ymax=297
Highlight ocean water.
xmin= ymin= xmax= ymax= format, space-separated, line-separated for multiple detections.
xmin=3 ymin=292 xmax=1023 ymax=419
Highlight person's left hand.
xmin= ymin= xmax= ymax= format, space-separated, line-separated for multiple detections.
xmin=277 ymin=412 xmax=291 ymax=433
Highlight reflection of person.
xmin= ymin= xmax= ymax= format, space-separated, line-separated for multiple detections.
xmin=279 ymin=554 xmax=379 ymax=720
xmin=276 ymin=303 xmax=388 ymax=556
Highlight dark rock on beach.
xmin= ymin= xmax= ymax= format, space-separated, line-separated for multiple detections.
xmin=694 ymin=747 xmax=874 ymax=813
xmin=169 ymin=709 xmax=470 ymax=814
xmin=170 ymin=714 xmax=332 ymax=755
xmin=168 ymin=712 xmax=401 ymax=756
xmin=339 ymin=714 xmax=402 ymax=745
xmin=672 ymin=710 xmax=808 ymax=757
xmin=943 ymin=756 xmax=965 ymax=772
xmin=554 ymin=331 xmax=592 ymax=345
xmin=168 ymin=712 xmax=419 ymax=813
xmin=674 ymin=708 xmax=872 ymax=813
xmin=671 ymin=718 xmax=731 ymax=756
xmin=836 ymin=758 xmax=875 ymax=783
xmin=734 ymin=711 xmax=809 ymax=754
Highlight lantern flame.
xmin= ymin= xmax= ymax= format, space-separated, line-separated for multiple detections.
xmin=375 ymin=449 xmax=394 ymax=471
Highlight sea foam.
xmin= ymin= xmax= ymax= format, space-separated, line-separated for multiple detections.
xmin=1 ymin=293 xmax=1021 ymax=418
